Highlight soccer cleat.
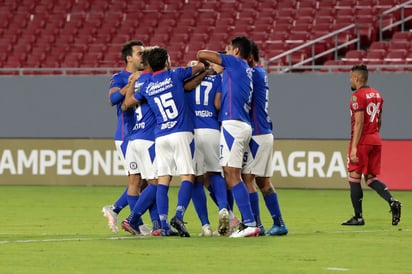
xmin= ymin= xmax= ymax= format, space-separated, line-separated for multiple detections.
xmin=390 ymin=200 xmax=401 ymax=226
xmin=139 ymin=224 xmax=152 ymax=236
xmin=170 ymin=216 xmax=190 ymax=237
xmin=266 ymin=225 xmax=289 ymax=236
xmin=121 ymin=219 xmax=141 ymax=235
xmin=161 ymin=228 xmax=179 ymax=236
xmin=151 ymin=229 xmax=162 ymax=236
xmin=229 ymin=223 xmax=260 ymax=238
xmin=218 ymin=208 xmax=230 ymax=235
xmin=229 ymin=214 xmax=240 ymax=231
xmin=199 ymin=224 xmax=213 ymax=236
xmin=102 ymin=205 xmax=119 ymax=233
xmin=258 ymin=225 xmax=266 ymax=236
xmin=341 ymin=216 xmax=365 ymax=226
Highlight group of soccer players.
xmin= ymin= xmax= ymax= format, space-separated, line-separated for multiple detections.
xmin=102 ymin=36 xmax=289 ymax=238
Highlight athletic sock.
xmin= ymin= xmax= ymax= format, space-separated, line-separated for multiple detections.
xmin=113 ymin=187 xmax=128 ymax=214
xmin=249 ymin=192 xmax=261 ymax=226
xmin=227 ymin=189 xmax=234 ymax=211
xmin=149 ymin=202 xmax=161 ymax=230
xmin=127 ymin=195 xmax=139 ymax=210
xmin=192 ymin=181 xmax=210 ymax=226
xmin=368 ymin=179 xmax=393 ymax=203
xmin=349 ymin=182 xmax=363 ymax=218
xmin=263 ymin=192 xmax=284 ymax=226
xmin=231 ymin=182 xmax=256 ymax=227
xmin=175 ymin=180 xmax=193 ymax=220
xmin=210 ymin=174 xmax=228 ymax=210
xmin=156 ymin=184 xmax=170 ymax=230
xmin=129 ymin=184 xmax=157 ymax=226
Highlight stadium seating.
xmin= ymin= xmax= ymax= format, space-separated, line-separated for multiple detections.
xmin=0 ymin=0 xmax=410 ymax=74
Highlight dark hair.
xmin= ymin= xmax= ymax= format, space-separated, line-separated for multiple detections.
xmin=231 ymin=36 xmax=252 ymax=59
xmin=250 ymin=40 xmax=259 ymax=62
xmin=351 ymin=64 xmax=368 ymax=82
xmin=121 ymin=40 xmax=144 ymax=64
xmin=148 ymin=47 xmax=168 ymax=72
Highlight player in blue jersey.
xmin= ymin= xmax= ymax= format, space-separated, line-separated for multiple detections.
xmin=197 ymin=36 xmax=260 ymax=238
xmin=119 ymin=46 xmax=164 ymax=236
xmin=102 ymin=40 xmax=147 ymax=233
xmin=184 ymin=61 xmax=223 ymax=236
xmin=123 ymin=47 xmax=206 ymax=237
xmin=242 ymin=41 xmax=288 ymax=236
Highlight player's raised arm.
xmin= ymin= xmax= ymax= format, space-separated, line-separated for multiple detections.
xmin=197 ymin=50 xmax=222 ymax=66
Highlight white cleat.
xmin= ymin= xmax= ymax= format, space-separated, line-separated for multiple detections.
xmin=218 ymin=208 xmax=230 ymax=235
xmin=199 ymin=224 xmax=213 ymax=236
xmin=102 ymin=205 xmax=119 ymax=233
xmin=229 ymin=224 xmax=260 ymax=238
xmin=138 ymin=224 xmax=152 ymax=236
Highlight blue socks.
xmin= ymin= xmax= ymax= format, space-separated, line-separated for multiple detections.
xmin=192 ymin=181 xmax=210 ymax=226
xmin=231 ymin=182 xmax=256 ymax=227
xmin=175 ymin=180 xmax=193 ymax=220
xmin=113 ymin=187 xmax=128 ymax=214
xmin=210 ymin=174 xmax=228 ymax=210
xmin=264 ymin=192 xmax=284 ymax=226
xmin=156 ymin=184 xmax=170 ymax=230
xmin=249 ymin=192 xmax=261 ymax=225
xmin=129 ymin=184 xmax=157 ymax=227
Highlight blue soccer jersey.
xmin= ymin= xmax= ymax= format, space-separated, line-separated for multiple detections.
xmin=128 ymin=71 xmax=156 ymax=141
xmin=250 ymin=66 xmax=273 ymax=135
xmin=189 ymin=73 xmax=222 ymax=130
xmin=134 ymin=68 xmax=194 ymax=137
xmin=219 ymin=54 xmax=253 ymax=124
xmin=109 ymin=70 xmax=136 ymax=141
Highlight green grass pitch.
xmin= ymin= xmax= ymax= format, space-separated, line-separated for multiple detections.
xmin=0 ymin=185 xmax=410 ymax=274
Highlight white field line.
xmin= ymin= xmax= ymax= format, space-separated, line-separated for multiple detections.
xmin=0 ymin=228 xmax=410 ymax=245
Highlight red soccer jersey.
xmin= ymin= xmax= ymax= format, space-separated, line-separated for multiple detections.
xmin=350 ymin=86 xmax=383 ymax=145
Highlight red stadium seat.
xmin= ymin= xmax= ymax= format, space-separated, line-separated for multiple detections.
xmin=342 ymin=50 xmax=366 ymax=65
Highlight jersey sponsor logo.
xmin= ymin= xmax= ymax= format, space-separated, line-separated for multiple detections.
xmin=146 ymin=78 xmax=173 ymax=95
xmin=160 ymin=121 xmax=177 ymax=130
xmin=366 ymin=92 xmax=380 ymax=99
xmin=195 ymin=110 xmax=214 ymax=117
xmin=132 ymin=122 xmax=146 ymax=130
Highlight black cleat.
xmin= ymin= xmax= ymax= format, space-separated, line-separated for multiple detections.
xmin=170 ymin=216 xmax=190 ymax=237
xmin=341 ymin=216 xmax=365 ymax=226
xmin=160 ymin=228 xmax=179 ymax=237
xmin=390 ymin=200 xmax=402 ymax=226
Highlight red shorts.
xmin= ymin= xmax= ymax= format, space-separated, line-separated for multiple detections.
xmin=347 ymin=143 xmax=381 ymax=175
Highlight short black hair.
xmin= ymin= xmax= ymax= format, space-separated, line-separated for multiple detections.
xmin=121 ymin=40 xmax=144 ymax=64
xmin=250 ymin=40 xmax=259 ymax=62
xmin=231 ymin=36 xmax=252 ymax=59
xmin=351 ymin=64 xmax=368 ymax=82
xmin=148 ymin=47 xmax=168 ymax=72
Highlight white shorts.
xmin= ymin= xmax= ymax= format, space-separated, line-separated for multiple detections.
xmin=155 ymin=132 xmax=195 ymax=176
xmin=114 ymin=140 xmax=128 ymax=175
xmin=125 ymin=139 xmax=156 ymax=179
xmin=219 ymin=120 xmax=252 ymax=169
xmin=242 ymin=134 xmax=274 ymax=177
xmin=194 ymin=128 xmax=222 ymax=176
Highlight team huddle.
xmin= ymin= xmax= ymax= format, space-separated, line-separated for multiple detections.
xmin=102 ymin=36 xmax=402 ymax=238
xmin=102 ymin=36 xmax=288 ymax=238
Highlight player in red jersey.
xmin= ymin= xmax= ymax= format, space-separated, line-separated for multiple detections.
xmin=342 ymin=64 xmax=401 ymax=226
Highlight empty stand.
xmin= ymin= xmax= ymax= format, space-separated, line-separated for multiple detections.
xmin=0 ymin=0 xmax=410 ymax=73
